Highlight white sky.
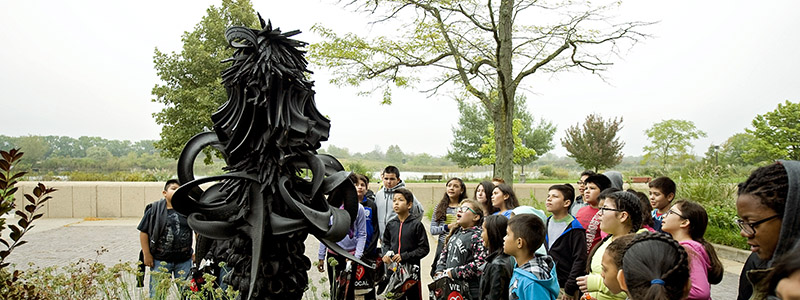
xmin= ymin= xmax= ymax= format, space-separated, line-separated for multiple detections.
xmin=1 ymin=1 xmax=798 ymax=157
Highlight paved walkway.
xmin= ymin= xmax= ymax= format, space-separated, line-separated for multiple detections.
xmin=2 ymin=217 xmax=744 ymax=299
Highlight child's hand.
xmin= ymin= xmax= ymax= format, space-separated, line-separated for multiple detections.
xmin=576 ymin=275 xmax=589 ymax=293
xmin=317 ymin=260 xmax=325 ymax=273
xmin=382 ymin=255 xmax=392 ymax=264
xmin=143 ymin=253 xmax=154 ymax=268
xmin=392 ymin=254 xmax=402 ymax=262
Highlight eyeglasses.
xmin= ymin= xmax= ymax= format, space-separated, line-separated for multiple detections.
xmin=459 ymin=206 xmax=477 ymax=215
xmin=665 ymin=209 xmax=686 ymax=219
xmin=577 ymin=181 xmax=585 ymax=185
xmin=599 ymin=206 xmax=624 ymax=215
xmin=736 ymin=214 xmax=781 ymax=236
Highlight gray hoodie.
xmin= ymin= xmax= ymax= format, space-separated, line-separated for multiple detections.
xmin=604 ymin=171 xmax=624 ymax=190
xmin=374 ymin=180 xmax=425 ymax=236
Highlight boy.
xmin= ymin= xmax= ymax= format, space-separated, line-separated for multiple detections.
xmin=648 ymin=176 xmax=676 ymax=232
xmin=374 ymin=166 xmax=425 ymax=236
xmin=570 ymin=170 xmax=596 ymax=216
xmin=575 ymin=174 xmax=612 ymax=230
xmin=504 ymin=214 xmax=559 ymax=300
xmin=138 ymin=179 xmax=194 ymax=297
xmin=544 ymin=184 xmax=587 ymax=300
xmin=382 ymin=188 xmax=430 ymax=300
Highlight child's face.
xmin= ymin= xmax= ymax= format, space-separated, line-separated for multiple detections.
xmin=601 ymin=251 xmax=623 ymax=294
xmin=457 ymin=203 xmax=480 ymax=228
xmin=502 ymin=225 xmax=519 ymax=257
xmin=446 ymin=180 xmax=463 ymax=200
xmin=163 ymin=183 xmax=179 ymax=202
xmin=649 ymin=187 xmax=673 ymax=211
xmin=382 ymin=173 xmax=400 ymax=189
xmin=392 ymin=194 xmax=411 ymax=214
xmin=491 ymin=188 xmax=509 ymax=209
xmin=475 ymin=184 xmax=487 ymax=203
xmin=545 ymin=190 xmax=570 ymax=213
xmin=584 ymin=183 xmax=601 ymax=205
xmin=660 ymin=203 xmax=686 ymax=234
xmin=599 ymin=200 xmax=624 ymax=234
xmin=354 ymin=180 xmax=368 ymax=199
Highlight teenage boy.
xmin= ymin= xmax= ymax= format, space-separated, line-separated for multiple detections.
xmin=504 ymin=214 xmax=559 ymax=300
xmin=570 ymin=170 xmax=596 ymax=216
xmin=648 ymin=176 xmax=676 ymax=232
xmin=374 ymin=165 xmax=424 ymax=236
xmin=575 ymin=174 xmax=612 ymax=230
xmin=382 ymin=188 xmax=430 ymax=300
xmin=544 ymin=184 xmax=587 ymax=300
xmin=351 ymin=173 xmax=379 ymax=300
xmin=138 ymin=179 xmax=194 ymax=298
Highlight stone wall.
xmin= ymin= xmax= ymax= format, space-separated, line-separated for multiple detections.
xmin=13 ymin=181 xmax=646 ymax=218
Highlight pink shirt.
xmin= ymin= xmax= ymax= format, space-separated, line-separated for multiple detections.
xmin=681 ymin=240 xmax=711 ymax=300
xmin=576 ymin=206 xmax=601 ymax=254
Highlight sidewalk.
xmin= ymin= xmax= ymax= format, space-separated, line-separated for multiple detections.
xmin=2 ymin=217 xmax=745 ymax=299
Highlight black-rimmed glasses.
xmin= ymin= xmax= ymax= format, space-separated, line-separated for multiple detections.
xmin=665 ymin=209 xmax=686 ymax=219
xmin=599 ymin=206 xmax=623 ymax=215
xmin=736 ymin=214 xmax=780 ymax=236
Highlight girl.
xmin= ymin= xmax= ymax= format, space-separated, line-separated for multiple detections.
xmin=618 ymin=231 xmax=691 ymax=300
xmin=491 ymin=183 xmax=520 ymax=218
xmin=434 ymin=199 xmax=487 ymax=300
xmin=661 ymin=200 xmax=723 ymax=300
xmin=599 ymin=234 xmax=636 ymax=296
xmin=430 ymin=178 xmax=468 ymax=277
xmin=736 ymin=161 xmax=799 ymax=300
xmin=577 ymin=191 xmax=643 ymax=300
xmin=479 ymin=215 xmax=513 ymax=300
xmin=475 ymin=181 xmax=498 ymax=216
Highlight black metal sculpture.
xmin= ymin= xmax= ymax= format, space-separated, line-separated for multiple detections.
xmin=171 ymin=15 xmax=368 ymax=300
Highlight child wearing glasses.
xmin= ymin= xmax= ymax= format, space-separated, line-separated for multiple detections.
xmin=660 ymin=200 xmax=723 ymax=300
xmin=381 ymin=188 xmax=430 ymax=300
xmin=434 ymin=199 xmax=487 ymax=300
xmin=577 ymin=191 xmax=643 ymax=300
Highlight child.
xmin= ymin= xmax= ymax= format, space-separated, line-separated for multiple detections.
xmin=570 ymin=170 xmax=597 ymax=216
xmin=585 ymin=187 xmax=621 ymax=254
xmin=660 ymin=200 xmax=723 ymax=300
xmin=491 ymin=183 xmax=520 ymax=218
xmin=137 ymin=179 xmax=194 ymax=298
xmin=544 ymin=184 xmax=587 ymax=300
xmin=430 ymin=178 xmax=468 ymax=277
xmin=617 ymin=232 xmax=690 ymax=300
xmin=576 ymin=191 xmax=643 ymax=300
xmin=627 ymin=189 xmax=657 ymax=232
xmin=382 ymin=188 xmax=430 ymax=300
xmin=479 ymin=215 xmax=514 ymax=300
xmin=648 ymin=176 xmax=676 ymax=231
xmin=598 ymin=234 xmax=636 ymax=295
xmin=434 ymin=199 xmax=487 ymax=300
xmin=575 ymin=174 xmax=612 ymax=231
xmin=475 ymin=181 xmax=498 ymax=216
xmin=351 ymin=173 xmax=380 ymax=299
xmin=504 ymin=214 xmax=559 ymax=300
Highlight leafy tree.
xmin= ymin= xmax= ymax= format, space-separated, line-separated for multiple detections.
xmin=747 ymin=100 xmax=800 ymax=161
xmin=705 ymin=132 xmax=767 ymax=166
xmin=447 ymin=97 xmax=556 ymax=168
xmin=643 ymin=119 xmax=707 ymax=169
xmin=14 ymin=136 xmax=49 ymax=168
xmin=479 ymin=119 xmax=537 ymax=166
xmin=385 ymin=145 xmax=406 ymax=164
xmin=561 ymin=113 xmax=624 ymax=172
xmin=310 ymin=0 xmax=650 ymax=184
xmin=151 ymin=0 xmax=258 ymax=160
xmin=326 ymin=145 xmax=351 ymax=158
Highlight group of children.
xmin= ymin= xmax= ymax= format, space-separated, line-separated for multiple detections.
xmin=139 ymin=161 xmax=800 ymax=300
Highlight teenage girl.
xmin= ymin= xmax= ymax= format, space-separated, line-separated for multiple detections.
xmin=434 ymin=199 xmax=487 ymax=300
xmin=475 ymin=181 xmax=498 ymax=216
xmin=617 ymin=231 xmax=691 ymax=300
xmin=479 ymin=214 xmax=513 ymax=300
xmin=430 ymin=178 xmax=468 ymax=277
xmin=660 ymin=200 xmax=724 ymax=300
xmin=491 ymin=183 xmax=520 ymax=218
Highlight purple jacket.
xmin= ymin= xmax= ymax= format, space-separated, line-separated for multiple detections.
xmin=318 ymin=203 xmax=368 ymax=260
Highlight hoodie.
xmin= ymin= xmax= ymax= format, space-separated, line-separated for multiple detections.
xmin=746 ymin=160 xmax=800 ymax=300
xmin=435 ymin=225 xmax=487 ymax=299
xmin=508 ymin=254 xmax=560 ymax=300
xmin=318 ymin=203 xmax=368 ymax=260
xmin=374 ymin=180 xmax=425 ymax=236
xmin=381 ymin=211 xmax=430 ymax=266
xmin=604 ymin=171 xmax=624 ymax=190
xmin=545 ymin=215 xmax=587 ymax=296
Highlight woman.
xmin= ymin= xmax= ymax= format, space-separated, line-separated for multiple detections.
xmin=490 ymin=183 xmax=519 ymax=218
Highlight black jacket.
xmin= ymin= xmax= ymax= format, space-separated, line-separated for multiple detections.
xmin=479 ymin=250 xmax=514 ymax=300
xmin=545 ymin=215 xmax=587 ymax=296
xmin=382 ymin=212 xmax=430 ymax=265
xmin=361 ymin=192 xmax=380 ymax=257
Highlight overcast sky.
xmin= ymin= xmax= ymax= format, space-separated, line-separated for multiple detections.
xmin=1 ymin=1 xmax=798 ymax=158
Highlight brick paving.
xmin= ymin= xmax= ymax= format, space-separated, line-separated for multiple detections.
xmin=3 ymin=218 xmax=743 ymax=299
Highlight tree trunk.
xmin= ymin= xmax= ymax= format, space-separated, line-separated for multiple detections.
xmin=494 ymin=0 xmax=516 ymax=186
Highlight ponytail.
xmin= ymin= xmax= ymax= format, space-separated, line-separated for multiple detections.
xmin=673 ymin=200 xmax=724 ymax=285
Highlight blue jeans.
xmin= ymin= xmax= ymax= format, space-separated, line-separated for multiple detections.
xmin=149 ymin=258 xmax=193 ymax=298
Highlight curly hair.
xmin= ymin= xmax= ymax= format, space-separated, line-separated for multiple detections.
xmin=434 ymin=178 xmax=468 ymax=221
xmin=621 ymin=232 xmax=690 ymax=300
xmin=738 ymin=162 xmax=788 ymax=216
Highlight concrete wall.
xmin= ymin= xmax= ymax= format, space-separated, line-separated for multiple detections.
xmin=13 ymin=181 xmax=648 ymax=218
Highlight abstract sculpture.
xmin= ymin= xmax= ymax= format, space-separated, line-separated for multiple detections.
xmin=171 ymin=15 xmax=368 ymax=300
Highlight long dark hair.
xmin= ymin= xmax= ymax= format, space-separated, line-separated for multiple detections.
xmin=627 ymin=189 xmax=654 ymax=228
xmin=475 ymin=181 xmax=498 ymax=215
xmin=434 ymin=178 xmax=467 ymax=221
xmin=673 ymin=200 xmax=724 ymax=284
xmin=622 ymin=232 xmax=690 ymax=300
xmin=493 ymin=183 xmax=520 ymax=211
xmin=605 ymin=191 xmax=643 ymax=234
xmin=483 ymin=214 xmax=508 ymax=254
